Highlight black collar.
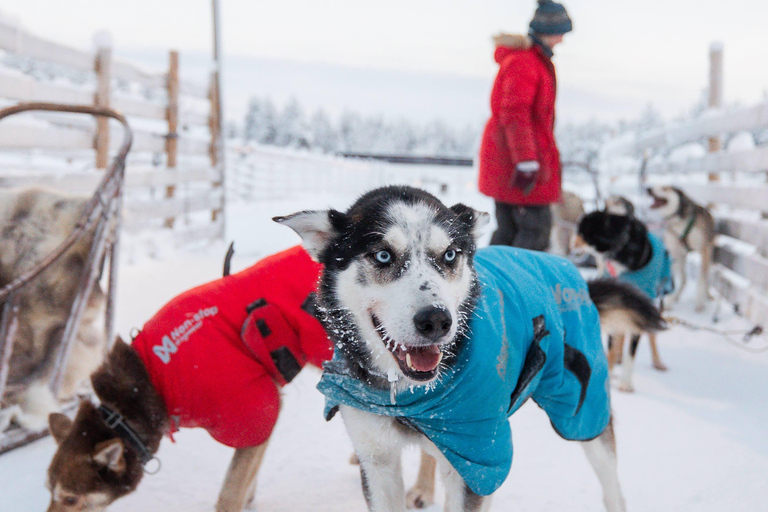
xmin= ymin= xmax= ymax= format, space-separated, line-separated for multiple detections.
xmin=98 ymin=404 xmax=154 ymax=466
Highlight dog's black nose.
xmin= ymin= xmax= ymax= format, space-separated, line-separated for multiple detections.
xmin=413 ymin=306 xmax=452 ymax=341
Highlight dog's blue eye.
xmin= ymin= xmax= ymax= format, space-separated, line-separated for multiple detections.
xmin=374 ymin=250 xmax=392 ymax=264
xmin=444 ymin=249 xmax=457 ymax=262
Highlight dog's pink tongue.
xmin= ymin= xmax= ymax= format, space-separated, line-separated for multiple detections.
xmin=406 ymin=345 xmax=442 ymax=372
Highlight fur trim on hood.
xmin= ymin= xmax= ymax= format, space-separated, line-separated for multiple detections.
xmin=493 ymin=33 xmax=531 ymax=50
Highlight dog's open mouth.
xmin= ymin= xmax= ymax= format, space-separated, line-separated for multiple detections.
xmin=371 ymin=314 xmax=442 ymax=381
xmin=648 ymin=193 xmax=668 ymax=209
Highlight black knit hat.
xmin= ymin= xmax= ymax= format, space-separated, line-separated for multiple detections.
xmin=529 ymin=0 xmax=573 ymax=35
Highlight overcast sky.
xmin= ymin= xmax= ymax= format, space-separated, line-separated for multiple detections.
xmin=3 ymin=1 xmax=768 ymax=124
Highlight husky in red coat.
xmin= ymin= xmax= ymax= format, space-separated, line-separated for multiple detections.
xmin=44 ymin=246 xmax=331 ymax=512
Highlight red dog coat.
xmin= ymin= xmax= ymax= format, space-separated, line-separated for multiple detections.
xmin=131 ymin=246 xmax=331 ymax=448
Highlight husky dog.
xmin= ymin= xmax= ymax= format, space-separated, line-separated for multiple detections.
xmin=647 ymin=186 xmax=715 ymax=312
xmin=550 ymin=190 xmax=585 ymax=256
xmin=0 ymin=187 xmax=106 ymax=432
xmin=277 ymin=185 xmax=665 ymax=512
xmin=44 ymin=246 xmax=332 ymax=512
xmin=577 ymin=210 xmax=674 ymax=392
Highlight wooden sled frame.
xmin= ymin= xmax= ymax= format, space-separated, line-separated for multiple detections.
xmin=0 ymin=102 xmax=132 ymax=454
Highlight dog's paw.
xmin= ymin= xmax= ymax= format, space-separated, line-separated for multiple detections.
xmin=406 ymin=487 xmax=435 ymax=509
xmin=617 ymin=382 xmax=635 ymax=393
xmin=653 ymin=361 xmax=668 ymax=372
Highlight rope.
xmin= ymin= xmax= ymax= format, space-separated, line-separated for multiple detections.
xmin=664 ymin=316 xmax=768 ymax=353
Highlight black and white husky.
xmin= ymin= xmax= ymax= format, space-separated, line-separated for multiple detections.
xmin=277 ymin=186 xmax=663 ymax=512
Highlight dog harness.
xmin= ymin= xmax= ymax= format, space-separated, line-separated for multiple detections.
xmin=131 ymin=246 xmax=331 ymax=449
xmin=318 ymin=246 xmax=611 ymax=496
xmin=616 ymin=232 xmax=674 ymax=300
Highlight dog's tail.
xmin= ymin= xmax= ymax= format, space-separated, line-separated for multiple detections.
xmin=588 ymin=278 xmax=667 ymax=335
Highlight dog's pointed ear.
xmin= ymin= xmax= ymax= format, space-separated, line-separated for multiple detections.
xmin=48 ymin=413 xmax=73 ymax=444
xmin=449 ymin=204 xmax=490 ymax=241
xmin=93 ymin=438 xmax=126 ymax=475
xmin=273 ymin=210 xmax=346 ymax=260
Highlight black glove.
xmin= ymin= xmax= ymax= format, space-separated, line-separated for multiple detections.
xmin=513 ymin=161 xmax=539 ymax=196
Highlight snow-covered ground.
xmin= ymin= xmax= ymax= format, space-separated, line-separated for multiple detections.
xmin=2 ymin=187 xmax=768 ymax=512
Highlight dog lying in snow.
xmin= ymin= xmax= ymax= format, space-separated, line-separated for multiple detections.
xmin=277 ymin=185 xmax=666 ymax=512
xmin=576 ymin=210 xmax=674 ymax=392
xmin=0 ymin=186 xmax=106 ymax=433
xmin=45 ymin=246 xmax=332 ymax=512
xmin=647 ymin=186 xmax=715 ymax=312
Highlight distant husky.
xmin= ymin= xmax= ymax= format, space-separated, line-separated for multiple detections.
xmin=0 ymin=187 xmax=106 ymax=432
xmin=550 ymin=190 xmax=585 ymax=256
xmin=605 ymin=195 xmax=636 ymax=218
xmin=577 ymin=210 xmax=675 ymax=392
xmin=278 ymin=185 xmax=665 ymax=512
xmin=647 ymin=186 xmax=715 ymax=312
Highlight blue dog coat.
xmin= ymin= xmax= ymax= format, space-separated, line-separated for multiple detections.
xmin=318 ymin=246 xmax=611 ymax=496
xmin=617 ymin=232 xmax=674 ymax=299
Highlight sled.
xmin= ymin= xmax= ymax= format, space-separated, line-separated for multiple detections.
xmin=0 ymin=103 xmax=132 ymax=454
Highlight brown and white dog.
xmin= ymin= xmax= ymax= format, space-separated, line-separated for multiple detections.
xmin=0 ymin=187 xmax=106 ymax=433
xmin=551 ymin=190 xmax=585 ymax=256
xmin=647 ymin=186 xmax=715 ymax=312
xmin=45 ymin=246 xmax=331 ymax=512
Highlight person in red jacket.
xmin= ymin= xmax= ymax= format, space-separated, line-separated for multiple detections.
xmin=478 ymin=0 xmax=573 ymax=251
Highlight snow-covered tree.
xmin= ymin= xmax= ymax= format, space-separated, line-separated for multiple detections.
xmin=243 ymin=97 xmax=277 ymax=144
xmin=309 ymin=109 xmax=338 ymax=153
xmin=274 ymin=97 xmax=309 ymax=148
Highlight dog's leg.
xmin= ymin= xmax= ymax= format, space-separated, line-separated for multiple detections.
xmin=695 ymin=245 xmax=712 ymax=312
xmin=440 ymin=457 xmax=491 ymax=512
xmin=607 ymin=334 xmax=625 ymax=371
xmin=405 ymin=450 xmax=436 ymax=509
xmin=216 ymin=443 xmax=269 ymax=512
xmin=669 ymin=249 xmax=687 ymax=305
xmin=341 ymin=406 xmax=406 ymax=512
xmin=618 ymin=335 xmax=639 ymax=393
xmin=648 ymin=333 xmax=667 ymax=371
xmin=581 ymin=418 xmax=626 ymax=512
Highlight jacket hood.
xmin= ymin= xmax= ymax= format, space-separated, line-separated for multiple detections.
xmin=493 ymin=33 xmax=531 ymax=64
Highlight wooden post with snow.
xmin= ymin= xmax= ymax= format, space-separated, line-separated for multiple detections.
xmin=164 ymin=50 xmax=180 ymax=228
xmin=94 ymin=37 xmax=112 ymax=169
xmin=708 ymin=42 xmax=723 ymax=182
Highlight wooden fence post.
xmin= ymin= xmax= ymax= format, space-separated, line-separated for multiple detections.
xmin=708 ymin=42 xmax=723 ymax=182
xmin=94 ymin=42 xmax=112 ymax=169
xmin=164 ymin=50 xmax=179 ymax=228
xmin=208 ymin=70 xmax=224 ymax=225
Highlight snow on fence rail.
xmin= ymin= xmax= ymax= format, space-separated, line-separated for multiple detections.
xmin=604 ymin=99 xmax=768 ymax=324
xmin=0 ymin=19 xmax=224 ymax=245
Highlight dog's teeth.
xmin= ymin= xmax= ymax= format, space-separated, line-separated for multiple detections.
xmin=436 ymin=352 xmax=443 ymax=365
xmin=406 ymin=352 xmax=415 ymax=371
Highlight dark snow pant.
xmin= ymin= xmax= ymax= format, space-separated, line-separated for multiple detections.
xmin=490 ymin=202 xmax=552 ymax=252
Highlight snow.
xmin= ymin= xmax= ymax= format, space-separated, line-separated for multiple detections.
xmin=2 ymin=180 xmax=768 ymax=511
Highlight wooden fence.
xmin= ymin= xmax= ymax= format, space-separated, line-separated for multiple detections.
xmin=604 ymin=46 xmax=768 ymax=324
xmin=0 ymin=18 xmax=224 ymax=245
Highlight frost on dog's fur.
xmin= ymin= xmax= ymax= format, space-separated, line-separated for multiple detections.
xmin=276 ymin=186 xmax=489 ymax=390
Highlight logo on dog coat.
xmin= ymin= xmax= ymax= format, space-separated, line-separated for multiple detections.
xmin=552 ymin=284 xmax=590 ymax=312
xmin=153 ymin=306 xmax=219 ymax=364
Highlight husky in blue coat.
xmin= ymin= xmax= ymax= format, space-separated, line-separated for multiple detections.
xmin=578 ymin=209 xmax=674 ymax=392
xmin=278 ymin=186 xmax=665 ymax=512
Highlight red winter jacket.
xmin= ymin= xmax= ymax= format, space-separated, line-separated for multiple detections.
xmin=131 ymin=246 xmax=331 ymax=449
xmin=478 ymin=34 xmax=561 ymax=206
